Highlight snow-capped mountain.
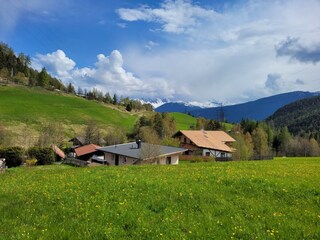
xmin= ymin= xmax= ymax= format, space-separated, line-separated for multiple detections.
xmin=138 ymin=97 xmax=222 ymax=109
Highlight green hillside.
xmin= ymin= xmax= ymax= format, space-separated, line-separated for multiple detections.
xmin=267 ymin=96 xmax=320 ymax=134
xmin=0 ymin=85 xmax=138 ymax=131
xmin=0 ymin=158 xmax=319 ymax=239
xmin=169 ymin=112 xmax=233 ymax=131
xmin=168 ymin=112 xmax=197 ymax=130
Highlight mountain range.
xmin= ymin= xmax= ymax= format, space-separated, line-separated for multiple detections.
xmin=155 ymin=91 xmax=320 ymax=123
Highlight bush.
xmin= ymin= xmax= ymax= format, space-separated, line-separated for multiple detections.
xmin=0 ymin=147 xmax=25 ymax=168
xmin=28 ymin=147 xmax=55 ymax=165
xmin=180 ymin=155 xmax=215 ymax=163
xmin=25 ymin=158 xmax=38 ymax=167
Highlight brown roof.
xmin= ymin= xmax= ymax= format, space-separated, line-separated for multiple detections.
xmin=51 ymin=145 xmax=65 ymax=159
xmin=74 ymin=144 xmax=100 ymax=157
xmin=178 ymin=130 xmax=235 ymax=153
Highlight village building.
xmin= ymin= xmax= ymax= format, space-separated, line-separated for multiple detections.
xmin=73 ymin=144 xmax=101 ymax=161
xmin=95 ymin=141 xmax=187 ymax=166
xmin=173 ymin=130 xmax=236 ymax=159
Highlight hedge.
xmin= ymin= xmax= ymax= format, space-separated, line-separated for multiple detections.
xmin=0 ymin=147 xmax=25 ymax=168
xmin=27 ymin=147 xmax=55 ymax=165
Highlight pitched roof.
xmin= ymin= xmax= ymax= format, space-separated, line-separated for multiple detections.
xmin=178 ymin=130 xmax=235 ymax=152
xmin=74 ymin=144 xmax=100 ymax=157
xmin=98 ymin=142 xmax=187 ymax=160
xmin=51 ymin=144 xmax=65 ymax=159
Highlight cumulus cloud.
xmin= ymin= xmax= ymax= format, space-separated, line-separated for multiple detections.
xmin=31 ymin=49 xmax=174 ymax=98
xmin=32 ymin=50 xmax=76 ymax=79
xmin=117 ymin=0 xmax=218 ymax=33
xmin=276 ymin=37 xmax=320 ymax=64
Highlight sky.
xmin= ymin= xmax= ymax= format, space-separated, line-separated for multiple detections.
xmin=1 ymin=0 xmax=320 ymax=105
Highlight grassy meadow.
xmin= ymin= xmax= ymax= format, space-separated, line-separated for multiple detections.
xmin=0 ymin=157 xmax=319 ymax=239
xmin=0 ymin=86 xmax=138 ymax=131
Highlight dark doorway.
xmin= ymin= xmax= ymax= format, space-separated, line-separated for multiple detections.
xmin=115 ymin=155 xmax=119 ymax=165
xmin=166 ymin=156 xmax=171 ymax=164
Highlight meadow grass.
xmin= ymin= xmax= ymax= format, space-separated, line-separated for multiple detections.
xmin=168 ymin=112 xmax=233 ymax=131
xmin=168 ymin=112 xmax=197 ymax=130
xmin=0 ymin=86 xmax=138 ymax=131
xmin=0 ymin=157 xmax=319 ymax=239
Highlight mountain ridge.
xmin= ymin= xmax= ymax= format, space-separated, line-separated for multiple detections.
xmin=156 ymin=91 xmax=320 ymax=122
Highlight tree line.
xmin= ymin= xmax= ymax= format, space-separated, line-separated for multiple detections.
xmin=231 ymin=119 xmax=320 ymax=160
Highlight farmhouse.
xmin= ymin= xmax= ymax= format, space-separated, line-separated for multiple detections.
xmin=96 ymin=141 xmax=187 ymax=165
xmin=173 ymin=130 xmax=236 ymax=158
xmin=74 ymin=144 xmax=101 ymax=161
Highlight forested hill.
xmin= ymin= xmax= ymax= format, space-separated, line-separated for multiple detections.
xmin=267 ymin=96 xmax=320 ymax=135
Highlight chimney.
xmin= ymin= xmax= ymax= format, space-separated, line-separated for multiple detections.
xmin=136 ymin=139 xmax=142 ymax=149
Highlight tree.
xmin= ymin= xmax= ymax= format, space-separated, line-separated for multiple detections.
xmin=113 ymin=94 xmax=118 ymax=105
xmin=138 ymin=142 xmax=161 ymax=164
xmin=279 ymin=126 xmax=291 ymax=156
xmin=309 ymin=138 xmax=320 ymax=156
xmin=104 ymin=127 xmax=127 ymax=145
xmin=232 ymin=132 xmax=253 ymax=160
xmin=67 ymin=83 xmax=75 ymax=94
xmin=38 ymin=122 xmax=64 ymax=147
xmin=252 ymin=127 xmax=269 ymax=158
xmin=38 ymin=67 xmax=49 ymax=87
xmin=153 ymin=113 xmax=164 ymax=139
xmin=84 ymin=120 xmax=101 ymax=145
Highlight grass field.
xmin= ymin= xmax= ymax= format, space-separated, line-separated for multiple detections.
xmin=0 ymin=85 xmax=138 ymax=131
xmin=168 ymin=112 xmax=197 ymax=130
xmin=0 ymin=157 xmax=319 ymax=239
xmin=169 ymin=112 xmax=234 ymax=131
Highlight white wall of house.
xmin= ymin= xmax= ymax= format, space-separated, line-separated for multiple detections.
xmin=104 ymin=152 xmax=138 ymax=165
xmin=202 ymin=149 xmax=232 ymax=158
xmin=103 ymin=152 xmax=180 ymax=165
xmin=158 ymin=154 xmax=179 ymax=165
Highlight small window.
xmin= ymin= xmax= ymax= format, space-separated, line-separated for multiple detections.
xmin=184 ymin=137 xmax=187 ymax=143
xmin=205 ymin=152 xmax=210 ymax=157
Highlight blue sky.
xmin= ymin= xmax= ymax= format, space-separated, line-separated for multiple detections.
xmin=1 ymin=0 xmax=320 ymax=105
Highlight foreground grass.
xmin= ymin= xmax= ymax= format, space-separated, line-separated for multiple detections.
xmin=0 ymin=158 xmax=319 ymax=239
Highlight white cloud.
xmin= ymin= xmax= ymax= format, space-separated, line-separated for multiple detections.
xmin=117 ymin=0 xmax=218 ymax=33
xmin=120 ymin=0 xmax=320 ymax=103
xmin=144 ymin=41 xmax=159 ymax=50
xmin=31 ymin=49 xmax=174 ymax=98
xmin=32 ymin=50 xmax=76 ymax=79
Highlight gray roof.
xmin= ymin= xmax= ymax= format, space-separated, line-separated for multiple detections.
xmin=97 ymin=142 xmax=187 ymax=160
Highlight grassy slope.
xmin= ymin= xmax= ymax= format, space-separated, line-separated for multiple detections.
xmin=169 ymin=112 xmax=234 ymax=131
xmin=0 ymin=86 xmax=138 ymax=131
xmin=0 ymin=158 xmax=319 ymax=239
xmin=169 ymin=112 xmax=197 ymax=130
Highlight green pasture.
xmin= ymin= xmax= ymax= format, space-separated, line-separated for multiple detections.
xmin=0 ymin=86 xmax=138 ymax=131
xmin=0 ymin=157 xmax=319 ymax=239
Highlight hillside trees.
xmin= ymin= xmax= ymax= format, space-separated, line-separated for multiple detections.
xmin=134 ymin=113 xmax=178 ymax=145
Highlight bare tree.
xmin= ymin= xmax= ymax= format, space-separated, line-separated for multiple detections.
xmin=84 ymin=120 xmax=101 ymax=145
xmin=138 ymin=143 xmax=162 ymax=164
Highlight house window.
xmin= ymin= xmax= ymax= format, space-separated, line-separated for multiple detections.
xmin=205 ymin=152 xmax=210 ymax=157
xmin=184 ymin=137 xmax=187 ymax=143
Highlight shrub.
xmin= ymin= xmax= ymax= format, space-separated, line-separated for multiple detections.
xmin=180 ymin=155 xmax=215 ymax=163
xmin=25 ymin=158 xmax=38 ymax=167
xmin=27 ymin=147 xmax=55 ymax=165
xmin=0 ymin=147 xmax=25 ymax=168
